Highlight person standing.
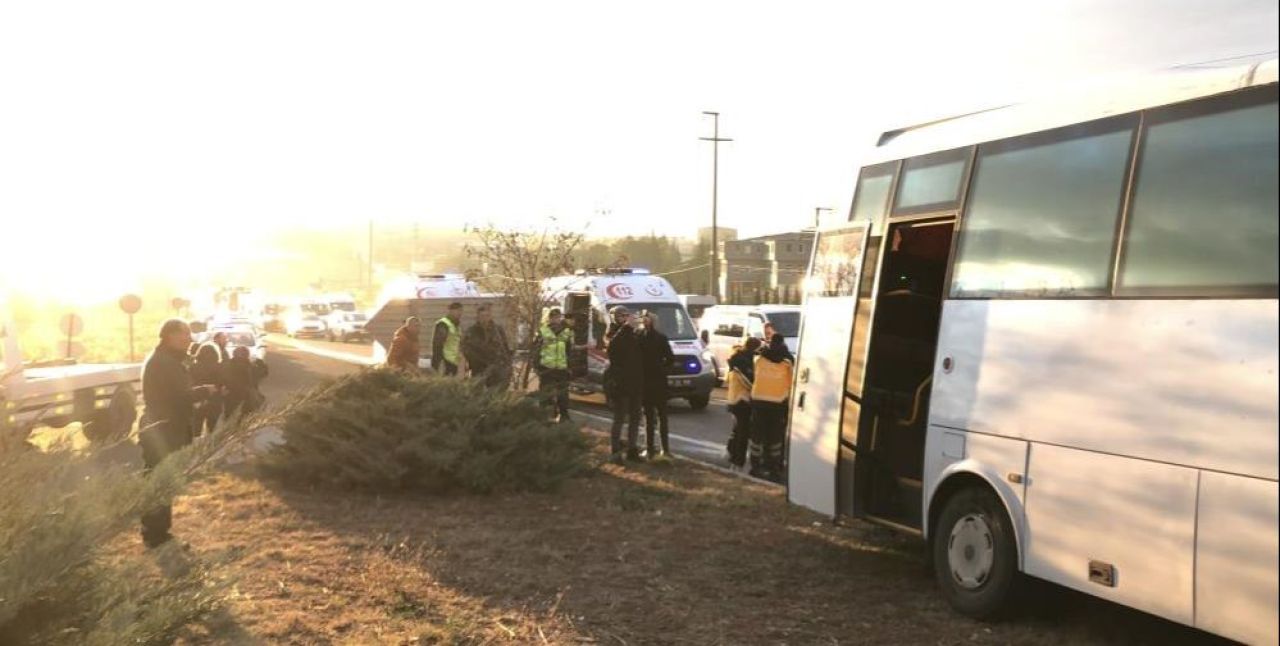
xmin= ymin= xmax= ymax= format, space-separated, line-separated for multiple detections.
xmin=139 ymin=319 xmax=215 ymax=548
xmin=724 ymin=336 xmax=762 ymax=470
xmin=750 ymin=333 xmax=794 ymax=482
xmin=638 ymin=310 xmax=675 ymax=461
xmin=189 ymin=343 xmax=224 ymax=438
xmin=433 ymin=302 xmax=464 ymax=376
xmin=222 ymin=345 xmax=260 ymax=419
xmin=604 ymin=306 xmax=644 ymax=463
xmin=463 ymin=304 xmax=511 ymax=388
xmin=386 ymin=316 xmax=421 ymax=371
xmin=211 ymin=331 xmax=230 ymax=362
xmin=533 ymin=308 xmax=574 ymax=422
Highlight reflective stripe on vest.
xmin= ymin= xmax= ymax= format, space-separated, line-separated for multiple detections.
xmin=539 ymin=325 xmax=572 ymax=370
xmin=437 ymin=317 xmax=461 ymax=365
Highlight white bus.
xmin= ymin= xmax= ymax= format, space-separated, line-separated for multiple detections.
xmin=787 ymin=59 xmax=1277 ymax=645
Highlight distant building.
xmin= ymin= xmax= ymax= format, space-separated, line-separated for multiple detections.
xmin=696 ymin=226 xmax=738 ymax=247
xmin=719 ymin=231 xmax=813 ymax=305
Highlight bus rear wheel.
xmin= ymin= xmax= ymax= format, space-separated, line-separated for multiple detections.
xmin=931 ymin=486 xmax=1021 ymax=620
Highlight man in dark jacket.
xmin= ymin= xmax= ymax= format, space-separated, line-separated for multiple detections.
xmin=462 ymin=304 xmax=511 ymax=388
xmin=189 ymin=342 xmax=224 ymax=438
xmin=638 ymin=310 xmax=675 ymax=461
xmin=605 ymin=306 xmax=644 ymax=463
xmin=139 ymin=319 xmax=215 ymax=548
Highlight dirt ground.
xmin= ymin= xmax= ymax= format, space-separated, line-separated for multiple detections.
xmin=123 ymin=435 xmax=1228 ymax=645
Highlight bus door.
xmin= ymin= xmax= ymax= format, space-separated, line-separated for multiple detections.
xmin=851 ymin=218 xmax=955 ymax=530
xmin=566 ymin=292 xmax=592 ymax=379
xmin=787 ymin=222 xmax=870 ymax=516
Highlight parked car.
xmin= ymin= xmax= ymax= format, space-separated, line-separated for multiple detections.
xmin=326 ymin=311 xmax=370 ymax=343
xmin=697 ymin=305 xmax=801 ymax=381
xmin=285 ymin=313 xmax=328 ymax=339
xmin=221 ymin=328 xmax=268 ymax=362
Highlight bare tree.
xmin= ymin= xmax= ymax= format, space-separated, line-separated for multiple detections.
xmin=464 ymin=219 xmax=586 ymax=390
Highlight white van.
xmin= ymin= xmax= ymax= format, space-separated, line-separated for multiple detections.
xmin=697 ymin=305 xmax=801 ymax=380
xmin=542 ymin=268 xmax=716 ymax=409
xmin=678 ymin=294 xmax=716 ymax=325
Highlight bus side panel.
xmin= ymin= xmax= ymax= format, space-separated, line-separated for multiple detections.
xmin=930 ymin=299 xmax=1279 ymax=480
xmin=1194 ymin=472 xmax=1279 ymax=646
xmin=1024 ymin=445 xmax=1198 ymax=627
xmin=922 ymin=429 xmax=1028 ymax=553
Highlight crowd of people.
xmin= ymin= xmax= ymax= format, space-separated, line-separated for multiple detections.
xmin=383 ymin=302 xmax=513 ymax=387
xmin=137 ymin=320 xmax=269 ymax=548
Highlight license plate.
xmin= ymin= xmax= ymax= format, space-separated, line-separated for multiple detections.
xmin=674 ymin=378 xmax=690 ymax=387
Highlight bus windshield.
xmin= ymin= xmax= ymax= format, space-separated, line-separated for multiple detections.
xmin=633 ymin=303 xmax=697 ymax=341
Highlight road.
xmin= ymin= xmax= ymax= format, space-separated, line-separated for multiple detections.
xmin=266 ymin=334 xmax=740 ymax=469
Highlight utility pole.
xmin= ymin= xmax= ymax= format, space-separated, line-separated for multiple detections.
xmin=814 ymin=207 xmax=833 ymax=230
xmin=367 ymin=220 xmax=374 ymax=295
xmin=700 ymin=111 xmax=732 ymax=301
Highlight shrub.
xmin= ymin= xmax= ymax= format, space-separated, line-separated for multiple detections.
xmin=0 ymin=402 xmax=277 ymax=645
xmin=258 ymin=369 xmax=590 ymax=494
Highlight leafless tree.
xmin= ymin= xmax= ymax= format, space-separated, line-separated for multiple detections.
xmin=464 ymin=219 xmax=586 ymax=390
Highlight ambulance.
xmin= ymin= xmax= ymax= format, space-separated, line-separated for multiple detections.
xmin=541 ymin=268 xmax=716 ymax=409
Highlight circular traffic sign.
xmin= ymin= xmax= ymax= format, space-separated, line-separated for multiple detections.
xmin=119 ymin=294 xmax=142 ymax=314
xmin=59 ymin=313 xmax=84 ymax=337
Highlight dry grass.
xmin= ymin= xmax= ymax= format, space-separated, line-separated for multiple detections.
xmin=156 ymin=436 xmax=1225 ymax=645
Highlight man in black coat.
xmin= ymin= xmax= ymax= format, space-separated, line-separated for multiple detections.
xmin=604 ymin=306 xmax=644 ymax=463
xmin=463 ymin=304 xmax=511 ymax=388
xmin=139 ymin=319 xmax=216 ymax=548
xmin=638 ymin=310 xmax=675 ymax=460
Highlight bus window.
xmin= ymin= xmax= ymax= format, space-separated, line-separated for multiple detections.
xmin=1118 ymin=87 xmax=1279 ymax=296
xmin=893 ymin=147 xmax=969 ymax=215
xmin=808 ymin=228 xmax=868 ymax=297
xmin=851 ymin=162 xmax=897 ymax=234
xmin=950 ymin=116 xmax=1137 ymax=298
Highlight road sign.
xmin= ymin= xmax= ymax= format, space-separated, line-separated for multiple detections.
xmin=119 ymin=294 xmax=142 ymax=314
xmin=59 ymin=313 xmax=84 ymax=337
xmin=56 ymin=340 xmax=86 ymax=359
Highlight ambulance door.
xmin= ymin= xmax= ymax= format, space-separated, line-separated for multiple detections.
xmin=787 ymin=222 xmax=871 ymax=517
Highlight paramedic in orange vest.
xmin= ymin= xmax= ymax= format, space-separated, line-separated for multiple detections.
xmin=750 ymin=333 xmax=794 ymax=482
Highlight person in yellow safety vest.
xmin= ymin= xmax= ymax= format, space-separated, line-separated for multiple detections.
xmin=432 ymin=302 xmax=464 ymax=376
xmin=724 ymin=336 xmax=762 ymax=471
xmin=749 ymin=333 xmax=794 ymax=482
xmin=533 ymin=308 xmax=575 ymax=422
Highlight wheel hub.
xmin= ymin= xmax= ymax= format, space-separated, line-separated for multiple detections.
xmin=948 ymin=513 xmax=995 ymax=590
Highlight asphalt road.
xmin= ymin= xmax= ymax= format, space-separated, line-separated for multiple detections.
xmin=266 ymin=334 xmax=741 ymax=469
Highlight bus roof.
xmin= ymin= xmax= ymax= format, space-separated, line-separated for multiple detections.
xmin=864 ymin=58 xmax=1277 ymax=166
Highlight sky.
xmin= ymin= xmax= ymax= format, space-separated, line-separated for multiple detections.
xmin=1 ymin=0 xmax=1277 ymax=297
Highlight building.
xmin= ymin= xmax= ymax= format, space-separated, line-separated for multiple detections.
xmin=719 ymin=231 xmax=813 ymax=305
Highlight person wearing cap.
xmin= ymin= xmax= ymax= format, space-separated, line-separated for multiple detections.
xmin=432 ymin=302 xmax=464 ymax=376
xmin=138 ymin=319 xmax=217 ymax=548
xmin=387 ymin=316 xmax=422 ymax=371
xmin=604 ymin=305 xmax=644 ymax=463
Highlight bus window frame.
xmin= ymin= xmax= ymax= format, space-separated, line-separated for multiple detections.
xmin=891 ymin=147 xmax=972 ymax=217
xmin=849 ymin=161 xmax=900 ymax=232
xmin=947 ymin=113 xmax=1141 ymax=301
xmin=1113 ymin=84 xmax=1280 ymax=300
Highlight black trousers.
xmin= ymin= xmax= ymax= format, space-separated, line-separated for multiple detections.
xmin=440 ymin=361 xmax=459 ymax=377
xmin=538 ymin=368 xmax=571 ymax=418
xmin=609 ymin=391 xmax=642 ymax=456
xmin=643 ymin=391 xmax=670 ymax=454
xmin=751 ymin=401 xmax=787 ymax=474
xmin=727 ymin=401 xmax=752 ymax=467
xmin=193 ymin=397 xmax=221 ymax=438
xmin=138 ymin=419 xmax=192 ymax=545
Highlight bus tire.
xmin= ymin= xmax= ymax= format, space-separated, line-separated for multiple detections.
xmin=686 ymin=394 xmax=710 ymax=411
xmin=931 ymin=485 xmax=1021 ymax=620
